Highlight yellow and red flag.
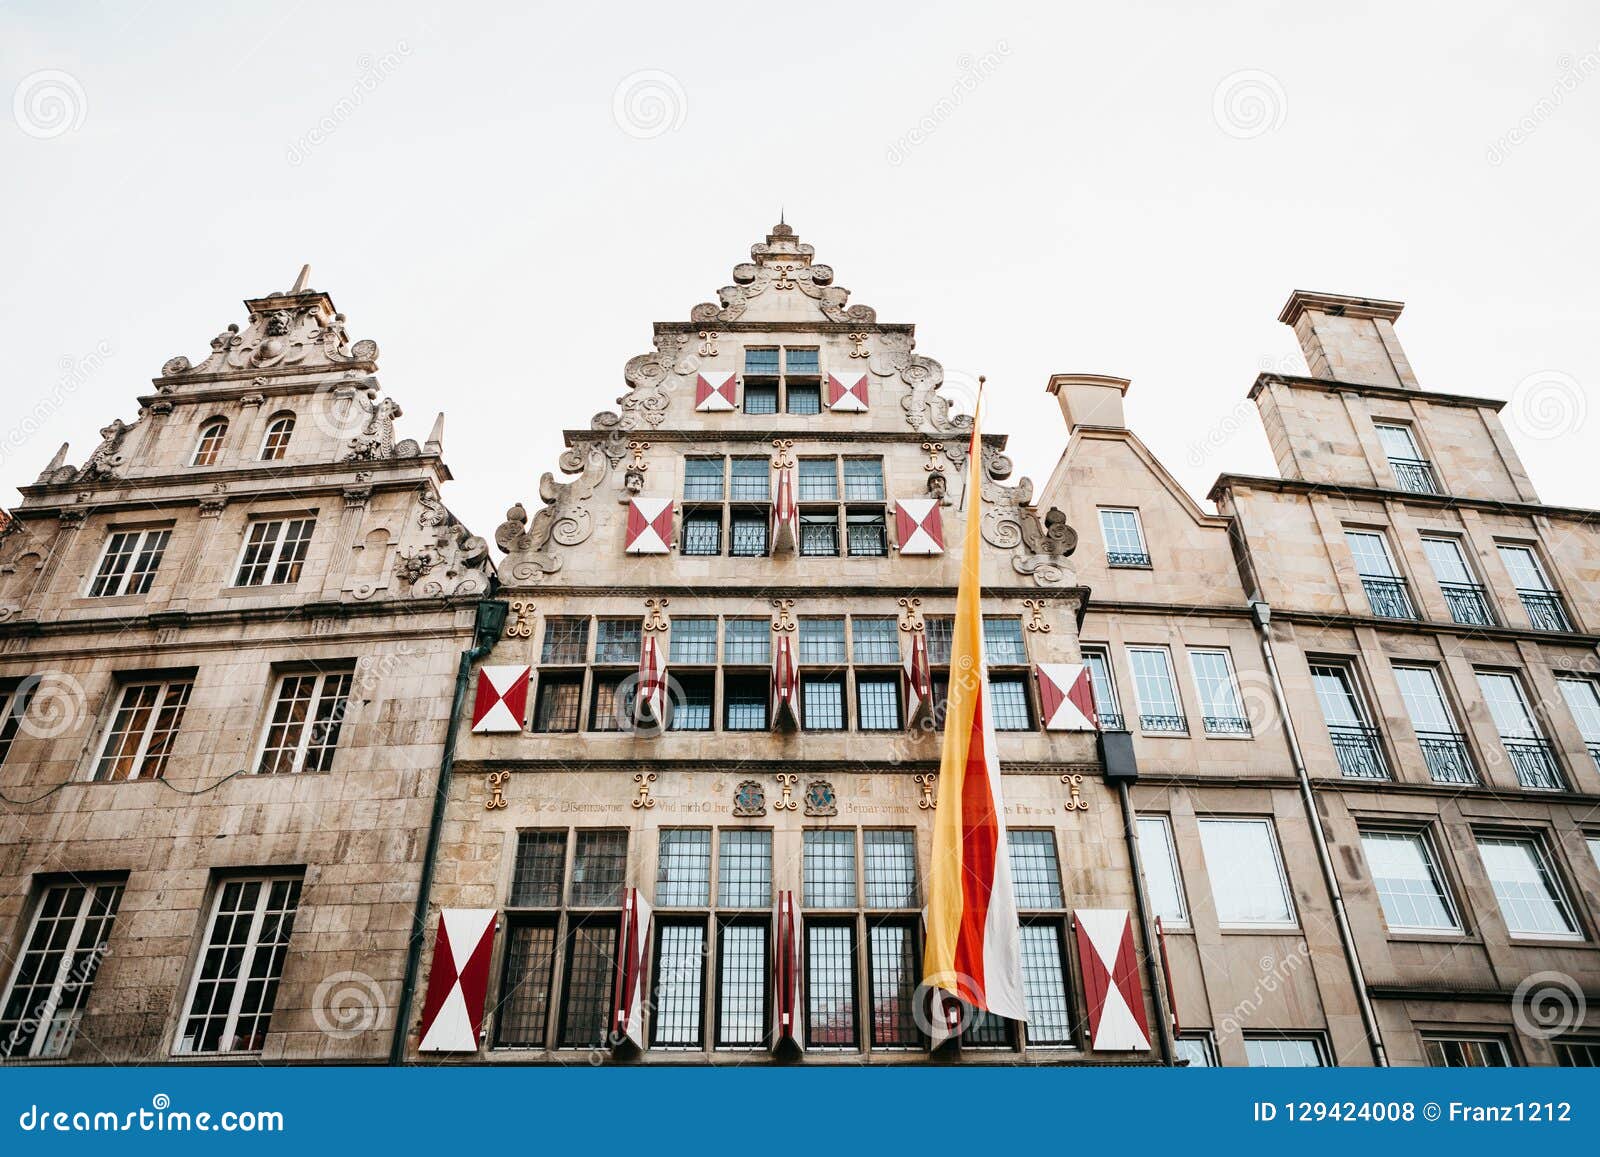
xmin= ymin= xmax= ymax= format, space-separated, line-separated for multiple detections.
xmin=922 ymin=396 xmax=1029 ymax=1026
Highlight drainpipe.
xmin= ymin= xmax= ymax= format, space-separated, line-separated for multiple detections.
xmin=1249 ymin=599 xmax=1389 ymax=1067
xmin=1113 ymin=775 xmax=1177 ymax=1065
xmin=390 ymin=598 xmax=508 ymax=1065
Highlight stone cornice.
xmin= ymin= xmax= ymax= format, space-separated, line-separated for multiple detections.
xmin=1137 ymin=768 xmax=1600 ymax=806
xmin=1208 ymin=471 xmax=1600 ymax=523
xmin=452 ymin=758 xmax=1104 ymax=775
xmin=1263 ymin=605 xmax=1600 ymax=648
xmin=1248 ymin=371 xmax=1507 ymax=413
xmin=560 ymin=428 xmax=1008 ymax=449
xmin=653 ymin=320 xmax=916 ymax=335
xmin=493 ymin=584 xmax=1090 ymax=603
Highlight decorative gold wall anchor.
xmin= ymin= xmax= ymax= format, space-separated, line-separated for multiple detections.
xmin=897 ymin=596 xmax=924 ymax=633
xmin=632 ymin=772 xmax=657 ymax=809
xmin=485 ymin=770 xmax=509 ymax=810
xmin=771 ymin=438 xmax=795 ymax=469
xmin=848 ymin=332 xmax=871 ymax=359
xmin=774 ymin=772 xmax=799 ymax=811
xmin=921 ymin=441 xmax=946 ymax=472
xmin=505 ymin=600 xmax=535 ymax=639
xmin=771 ymin=598 xmax=796 ymax=632
xmin=644 ymin=597 xmax=670 ymax=632
xmin=697 ymin=330 xmax=720 ymax=357
xmin=913 ymin=773 xmax=938 ymax=810
xmin=1023 ymin=599 xmax=1052 ymax=633
xmin=1061 ymin=773 xmax=1089 ymax=812
xmin=626 ymin=440 xmax=651 ymax=469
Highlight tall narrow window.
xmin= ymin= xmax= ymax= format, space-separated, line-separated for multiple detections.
xmin=1358 ymin=829 xmax=1459 ymax=933
xmin=0 ymin=680 xmax=33 ymax=767
xmin=176 ymin=874 xmax=302 ymax=1055
xmin=803 ymin=830 xmax=858 ymax=1048
xmin=804 ymin=830 xmax=857 ymax=909
xmin=94 ymin=678 xmax=193 ymax=781
xmin=1498 ymin=544 xmax=1571 ymax=631
xmin=1080 ymin=646 xmax=1122 ymax=729
xmin=233 ymin=517 xmax=315 ymax=587
xmin=1475 ymin=670 xmax=1564 ymax=790
xmin=0 ymin=879 xmax=123 ymax=1059
xmin=1557 ymin=676 xmax=1600 ymax=772
xmin=1422 ymin=536 xmax=1495 ymax=626
xmin=531 ymin=674 xmax=581 ymax=733
xmin=1001 ymin=831 xmax=1072 ymax=1047
xmin=1310 ymin=662 xmax=1387 ymax=780
xmin=1189 ymin=649 xmax=1249 ymax=735
xmin=1197 ymin=818 xmax=1295 ymax=927
xmin=88 ymin=528 xmax=171 ymax=598
xmin=1345 ymin=530 xmax=1415 ymax=619
xmin=856 ymin=673 xmax=901 ymax=731
xmin=742 ymin=348 xmax=778 ymax=414
xmin=259 ymin=413 xmax=295 ymax=461
xmin=1392 ymin=665 xmax=1476 ymax=785
xmin=191 ymin=418 xmax=227 ymax=466
xmin=541 ymin=616 xmax=589 ymax=664
xmin=1128 ymin=647 xmax=1185 ymax=733
xmin=1475 ymin=834 xmax=1579 ymax=939
xmin=1374 ymin=422 xmax=1440 ymax=494
xmin=1098 ymin=508 xmax=1149 ymax=567
xmin=498 ymin=832 xmax=561 ymax=1047
xmin=1136 ymin=816 xmax=1188 ymax=925
xmin=716 ymin=829 xmax=772 ymax=1049
xmin=255 ymin=668 xmax=353 ymax=774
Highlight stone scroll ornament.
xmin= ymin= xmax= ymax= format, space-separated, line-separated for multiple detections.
xmin=495 ymin=439 xmax=616 ymax=582
xmin=394 ymin=486 xmax=492 ymax=597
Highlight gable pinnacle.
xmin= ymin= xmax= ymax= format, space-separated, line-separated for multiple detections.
xmin=289 ymin=264 xmax=312 ymax=295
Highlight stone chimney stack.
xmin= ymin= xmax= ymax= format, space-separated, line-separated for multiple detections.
xmin=1278 ymin=290 xmax=1419 ymax=389
xmin=1047 ymin=373 xmax=1130 ymax=431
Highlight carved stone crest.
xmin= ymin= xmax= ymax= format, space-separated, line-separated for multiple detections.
xmin=803 ymin=779 xmax=837 ymax=817
xmin=733 ymin=780 xmax=766 ymax=817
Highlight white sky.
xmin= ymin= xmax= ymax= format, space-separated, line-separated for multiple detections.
xmin=4 ymin=1 xmax=1599 ymax=540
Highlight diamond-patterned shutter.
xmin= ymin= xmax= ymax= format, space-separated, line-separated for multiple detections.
xmin=417 ymin=908 xmax=497 ymax=1052
xmin=624 ymin=497 xmax=674 ymax=554
xmin=772 ymin=890 xmax=804 ymax=1052
xmin=895 ymin=499 xmax=944 ymax=555
xmin=610 ymin=888 xmax=653 ymax=1050
xmin=694 ymin=368 xmax=738 ymax=412
xmin=771 ymin=466 xmax=798 ymax=555
xmin=902 ymin=629 xmax=933 ymax=728
xmin=825 ymin=368 xmax=869 ymax=412
xmin=1035 ymin=663 xmax=1099 ymax=731
xmin=771 ymin=632 xmax=798 ymax=731
xmin=1075 ymin=908 xmax=1151 ymax=1052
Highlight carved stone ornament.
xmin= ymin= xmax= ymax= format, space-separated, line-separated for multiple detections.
xmin=732 ymin=780 xmax=766 ymax=817
xmin=495 ymin=438 xmax=613 ymax=583
xmin=77 ymin=419 xmax=133 ymax=482
xmin=803 ymin=779 xmax=838 ymax=817
xmin=344 ymin=389 xmax=404 ymax=462
xmin=393 ymin=484 xmax=491 ymax=597
xmin=158 ymin=286 xmax=379 ymax=382
xmin=976 ymin=442 xmax=1079 ymax=587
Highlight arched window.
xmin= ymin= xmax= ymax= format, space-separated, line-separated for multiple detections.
xmin=260 ymin=413 xmax=296 ymax=461
xmin=192 ymin=418 xmax=228 ymax=467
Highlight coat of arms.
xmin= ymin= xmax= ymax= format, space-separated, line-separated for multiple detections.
xmin=803 ymin=779 xmax=837 ymax=817
xmin=733 ymin=780 xmax=766 ymax=817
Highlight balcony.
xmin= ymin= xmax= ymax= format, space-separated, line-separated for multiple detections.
xmin=1139 ymin=713 xmax=1188 ymax=734
xmin=1387 ymin=456 xmax=1442 ymax=496
xmin=1516 ymin=589 xmax=1572 ymax=632
xmin=1587 ymin=743 xmax=1600 ymax=773
xmin=1438 ymin=582 xmax=1496 ymax=627
xmin=1415 ymin=730 xmax=1478 ymax=785
xmin=1097 ymin=711 xmax=1126 ymax=730
xmin=1202 ymin=714 xmax=1252 ymax=736
xmin=1360 ymin=575 xmax=1417 ymax=620
xmin=1503 ymin=737 xmax=1565 ymax=790
xmin=1328 ymin=723 xmax=1389 ymax=780
xmin=1107 ymin=550 xmax=1152 ymax=568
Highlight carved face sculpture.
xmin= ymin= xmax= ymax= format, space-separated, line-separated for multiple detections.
xmin=624 ymin=467 xmax=646 ymax=495
xmin=927 ymin=469 xmax=947 ymax=499
xmin=265 ymin=309 xmax=294 ymax=337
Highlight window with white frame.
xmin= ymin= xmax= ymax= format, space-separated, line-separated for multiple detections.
xmin=1424 ymin=1036 xmax=1511 ymax=1067
xmin=1244 ymin=1035 xmax=1327 ymax=1067
xmin=88 ymin=527 xmax=171 ymax=598
xmin=1098 ymin=508 xmax=1149 ymax=567
xmin=1310 ymin=661 xmax=1388 ymax=780
xmin=1128 ymin=646 xmax=1185 ymax=733
xmin=1136 ymin=816 xmax=1188 ymax=926
xmin=1422 ymin=536 xmax=1495 ymax=626
xmin=1475 ymin=670 xmax=1564 ymax=790
xmin=1080 ymin=646 xmax=1122 ymax=729
xmin=1374 ymin=422 xmax=1440 ymax=494
xmin=259 ymin=413 xmax=295 ymax=461
xmin=1197 ymin=818 xmax=1295 ymax=927
xmin=1345 ymin=529 xmax=1415 ymax=618
xmin=1174 ymin=1034 xmax=1217 ymax=1066
xmin=1474 ymin=834 xmax=1580 ymax=940
xmin=191 ymin=418 xmax=228 ymax=467
xmin=0 ymin=879 xmax=124 ymax=1059
xmin=1392 ymin=664 xmax=1477 ymax=786
xmin=256 ymin=668 xmax=353 ymax=774
xmin=1498 ymin=543 xmax=1572 ymax=631
xmin=175 ymin=874 xmax=302 ymax=1054
xmin=1189 ymin=649 xmax=1249 ymax=735
xmin=1588 ymin=836 xmax=1600 ymax=879
xmin=1358 ymin=829 xmax=1459 ymax=933
xmin=1557 ymin=676 xmax=1600 ymax=770
xmin=94 ymin=678 xmax=193 ymax=781
xmin=0 ymin=680 xmax=32 ymax=767
xmin=233 ymin=517 xmax=315 ymax=587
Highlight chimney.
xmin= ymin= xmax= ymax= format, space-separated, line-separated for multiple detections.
xmin=1278 ymin=290 xmax=1418 ymax=389
xmin=1047 ymin=373 xmax=1130 ymax=431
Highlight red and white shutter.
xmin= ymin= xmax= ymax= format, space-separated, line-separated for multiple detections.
xmin=825 ymin=368 xmax=869 ymax=412
xmin=895 ymin=499 xmax=944 ymax=555
xmin=694 ymin=368 xmax=738 ymax=411
xmin=470 ymin=665 xmax=531 ymax=733
xmin=1074 ymin=908 xmax=1151 ymax=1052
xmin=635 ymin=633 xmax=668 ymax=728
xmin=770 ymin=466 xmax=798 ymax=555
xmin=610 ymin=888 xmax=653 ymax=1050
xmin=417 ymin=908 xmax=497 ymax=1052
xmin=771 ymin=632 xmax=798 ymax=730
xmin=624 ymin=497 xmax=674 ymax=554
xmin=1035 ymin=663 xmax=1099 ymax=731
xmin=772 ymin=891 xmax=804 ymax=1052
xmin=902 ymin=629 xmax=933 ymax=729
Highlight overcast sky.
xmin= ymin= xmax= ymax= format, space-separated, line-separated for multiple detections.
xmin=4 ymin=1 xmax=1598 ymax=541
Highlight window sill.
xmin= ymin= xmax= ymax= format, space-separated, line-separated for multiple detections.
xmin=1217 ymin=923 xmax=1301 ymax=934
xmin=220 ymin=583 xmax=299 ymax=598
xmin=1505 ymin=933 xmax=1587 ymax=945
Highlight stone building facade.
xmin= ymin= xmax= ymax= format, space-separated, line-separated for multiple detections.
xmin=0 ymin=274 xmax=491 ymax=1063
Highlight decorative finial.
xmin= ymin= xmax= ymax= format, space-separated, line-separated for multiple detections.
xmin=289 ymin=264 xmax=311 ymax=294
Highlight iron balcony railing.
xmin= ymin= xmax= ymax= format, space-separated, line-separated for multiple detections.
xmin=1329 ymin=723 xmax=1389 ymax=780
xmin=1503 ymin=737 xmax=1565 ymax=790
xmin=1517 ymin=589 xmax=1572 ymax=632
xmin=1387 ymin=456 xmax=1442 ymax=495
xmin=1587 ymin=743 xmax=1600 ymax=773
xmin=1139 ymin=713 xmax=1188 ymax=734
xmin=1097 ymin=711 xmax=1126 ymax=731
xmin=1438 ymin=582 xmax=1496 ymax=627
xmin=1414 ymin=730 xmax=1478 ymax=785
xmin=1360 ymin=575 xmax=1417 ymax=620
xmin=1202 ymin=714 xmax=1252 ymax=736
xmin=1107 ymin=550 xmax=1152 ymax=568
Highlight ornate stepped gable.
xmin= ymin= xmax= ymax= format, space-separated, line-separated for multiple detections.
xmin=494 ymin=221 xmax=1077 ymax=587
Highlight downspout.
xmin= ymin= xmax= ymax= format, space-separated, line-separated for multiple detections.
xmin=390 ymin=598 xmax=508 ymax=1065
xmin=1114 ymin=775 xmax=1177 ymax=1065
xmin=1249 ymin=599 xmax=1389 ymax=1067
